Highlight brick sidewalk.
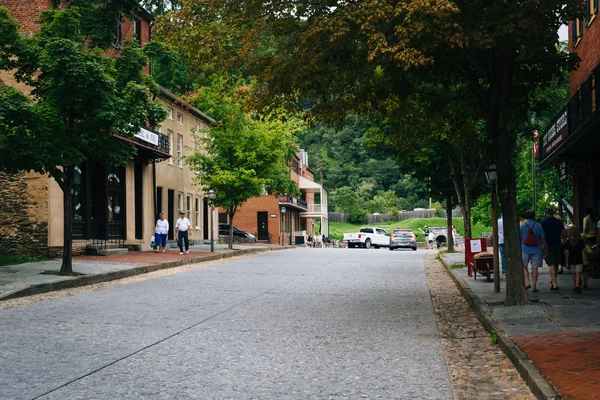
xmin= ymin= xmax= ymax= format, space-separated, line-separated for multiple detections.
xmin=512 ymin=332 xmax=600 ymax=400
xmin=70 ymin=250 xmax=212 ymax=265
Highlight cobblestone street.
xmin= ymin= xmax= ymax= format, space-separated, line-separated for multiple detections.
xmin=424 ymin=254 xmax=535 ymax=399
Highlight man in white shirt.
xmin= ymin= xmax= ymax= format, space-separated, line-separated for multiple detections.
xmin=175 ymin=211 xmax=192 ymax=254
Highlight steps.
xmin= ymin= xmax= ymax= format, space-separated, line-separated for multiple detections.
xmin=96 ymin=248 xmax=129 ymax=256
xmin=86 ymin=242 xmax=128 ymax=256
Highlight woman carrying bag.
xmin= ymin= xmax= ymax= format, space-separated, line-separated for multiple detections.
xmin=155 ymin=213 xmax=169 ymax=253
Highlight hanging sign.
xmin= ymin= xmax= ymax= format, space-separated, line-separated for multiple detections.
xmin=135 ymin=127 xmax=159 ymax=146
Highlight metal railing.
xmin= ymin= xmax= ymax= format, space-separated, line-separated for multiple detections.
xmin=278 ymin=195 xmax=308 ymax=210
xmin=87 ymin=222 xmax=125 ymax=250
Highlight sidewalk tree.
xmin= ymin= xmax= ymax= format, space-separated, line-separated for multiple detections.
xmin=185 ymin=76 xmax=300 ymax=249
xmin=0 ymin=3 xmax=166 ymax=275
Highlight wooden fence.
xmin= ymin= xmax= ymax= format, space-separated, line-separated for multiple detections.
xmin=328 ymin=209 xmax=463 ymax=224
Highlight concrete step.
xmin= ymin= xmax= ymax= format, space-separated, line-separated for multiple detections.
xmin=96 ymin=248 xmax=129 ymax=256
xmin=87 ymin=243 xmax=122 ymax=250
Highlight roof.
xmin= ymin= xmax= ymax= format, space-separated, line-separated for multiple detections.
xmin=157 ymin=85 xmax=216 ymax=125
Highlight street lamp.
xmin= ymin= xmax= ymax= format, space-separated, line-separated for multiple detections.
xmin=207 ymin=189 xmax=216 ymax=253
xmin=281 ymin=206 xmax=288 ymax=246
xmin=485 ymin=163 xmax=500 ymax=293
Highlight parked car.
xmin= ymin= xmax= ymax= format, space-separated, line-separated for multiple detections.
xmin=218 ymin=224 xmax=256 ymax=241
xmin=343 ymin=227 xmax=390 ymax=249
xmin=389 ymin=228 xmax=417 ymax=251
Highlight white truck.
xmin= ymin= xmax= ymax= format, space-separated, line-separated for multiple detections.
xmin=343 ymin=227 xmax=390 ymax=249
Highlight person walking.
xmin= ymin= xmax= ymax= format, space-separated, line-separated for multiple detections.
xmin=498 ymin=217 xmax=506 ymax=274
xmin=521 ymin=210 xmax=547 ymax=292
xmin=154 ymin=213 xmax=169 ymax=253
xmin=541 ymin=207 xmax=566 ymax=290
xmin=565 ymin=225 xmax=586 ymax=294
xmin=175 ymin=211 xmax=192 ymax=255
xmin=427 ymin=231 xmax=434 ymax=250
xmin=583 ymin=207 xmax=597 ymax=246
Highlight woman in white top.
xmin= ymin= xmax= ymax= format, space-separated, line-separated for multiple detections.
xmin=155 ymin=213 xmax=169 ymax=253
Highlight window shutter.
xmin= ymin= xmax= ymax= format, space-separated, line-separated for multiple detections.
xmin=595 ymin=0 xmax=598 ymax=14
xmin=578 ymin=18 xmax=584 ymax=37
xmin=571 ymin=20 xmax=577 ymax=45
xmin=586 ymin=0 xmax=591 ymax=22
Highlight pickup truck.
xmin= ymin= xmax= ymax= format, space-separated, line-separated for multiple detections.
xmin=344 ymin=227 xmax=390 ymax=249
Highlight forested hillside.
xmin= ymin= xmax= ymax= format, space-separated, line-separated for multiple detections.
xmin=295 ymin=117 xmax=430 ymax=214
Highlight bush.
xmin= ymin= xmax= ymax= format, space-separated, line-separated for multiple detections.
xmin=348 ymin=208 xmax=368 ymax=224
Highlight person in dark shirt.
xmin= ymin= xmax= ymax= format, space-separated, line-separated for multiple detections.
xmin=565 ymin=225 xmax=586 ymax=294
xmin=541 ymin=207 xmax=566 ymax=290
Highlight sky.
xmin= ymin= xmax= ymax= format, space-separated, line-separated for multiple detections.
xmin=559 ymin=24 xmax=568 ymax=42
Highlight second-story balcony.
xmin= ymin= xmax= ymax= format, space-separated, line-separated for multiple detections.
xmin=279 ymin=195 xmax=308 ymax=211
xmin=115 ymin=127 xmax=171 ymax=163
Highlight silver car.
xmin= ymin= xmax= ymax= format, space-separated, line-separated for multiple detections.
xmin=389 ymin=228 xmax=417 ymax=251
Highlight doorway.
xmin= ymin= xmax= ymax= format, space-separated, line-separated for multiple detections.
xmin=168 ymin=189 xmax=175 ymax=240
xmin=257 ymin=212 xmax=269 ymax=240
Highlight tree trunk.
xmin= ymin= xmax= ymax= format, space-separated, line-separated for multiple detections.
xmin=460 ymin=150 xmax=473 ymax=239
xmin=488 ymin=84 xmax=529 ymax=306
xmin=59 ymin=166 xmax=74 ymax=275
xmin=448 ymin=157 xmax=471 ymax=239
xmin=228 ymin=212 xmax=235 ymax=250
xmin=446 ymin=194 xmax=454 ymax=252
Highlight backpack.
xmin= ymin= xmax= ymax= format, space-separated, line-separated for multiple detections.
xmin=523 ymin=222 xmax=539 ymax=246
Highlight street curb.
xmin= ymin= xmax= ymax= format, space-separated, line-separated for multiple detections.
xmin=438 ymin=255 xmax=561 ymax=400
xmin=0 ymin=246 xmax=294 ymax=302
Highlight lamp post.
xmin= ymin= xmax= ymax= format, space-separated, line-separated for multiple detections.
xmin=280 ymin=206 xmax=286 ymax=246
xmin=485 ymin=163 xmax=500 ymax=293
xmin=207 ymin=189 xmax=216 ymax=253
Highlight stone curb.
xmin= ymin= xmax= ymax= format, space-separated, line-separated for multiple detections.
xmin=438 ymin=254 xmax=561 ymax=400
xmin=0 ymin=246 xmax=294 ymax=302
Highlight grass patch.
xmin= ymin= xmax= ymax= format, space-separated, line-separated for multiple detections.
xmin=450 ymin=264 xmax=467 ymax=269
xmin=0 ymin=255 xmax=50 ymax=267
xmin=326 ymin=218 xmax=491 ymax=242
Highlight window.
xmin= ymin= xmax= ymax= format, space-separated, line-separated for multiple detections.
xmin=588 ymin=0 xmax=599 ymax=26
xmin=177 ymin=134 xmax=183 ymax=167
xmin=167 ymin=130 xmax=174 ymax=165
xmin=178 ymin=193 xmax=183 ymax=214
xmin=186 ymin=195 xmax=191 ymax=219
xmin=195 ymin=197 xmax=200 ymax=227
xmin=572 ymin=18 xmax=584 ymax=47
xmin=177 ymin=113 xmax=184 ymax=124
xmin=134 ymin=18 xmax=142 ymax=46
xmin=167 ymin=107 xmax=173 ymax=119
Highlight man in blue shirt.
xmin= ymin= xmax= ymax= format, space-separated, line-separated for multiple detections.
xmin=521 ymin=210 xmax=547 ymax=292
xmin=540 ymin=207 xmax=566 ymax=291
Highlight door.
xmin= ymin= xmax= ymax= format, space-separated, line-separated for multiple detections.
xmin=203 ymin=198 xmax=209 ymax=240
xmin=156 ymin=187 xmax=163 ymax=221
xmin=168 ymin=189 xmax=175 ymax=240
xmin=375 ymin=229 xmax=389 ymax=246
xmin=107 ymin=165 xmax=125 ymax=239
xmin=257 ymin=212 xmax=269 ymax=240
xmin=134 ymin=163 xmax=143 ymax=240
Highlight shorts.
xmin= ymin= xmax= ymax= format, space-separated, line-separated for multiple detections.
xmin=522 ymin=252 xmax=543 ymax=269
xmin=428 ymin=240 xmax=433 ymax=244
xmin=545 ymin=246 xmax=563 ymax=267
xmin=572 ymin=264 xmax=583 ymax=273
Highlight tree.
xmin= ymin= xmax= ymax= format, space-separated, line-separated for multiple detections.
xmin=159 ymin=0 xmax=579 ymax=305
xmin=185 ymin=76 xmax=300 ymax=249
xmin=0 ymin=3 xmax=166 ymax=275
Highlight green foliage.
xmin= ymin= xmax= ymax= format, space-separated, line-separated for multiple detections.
xmin=185 ymin=76 xmax=300 ymax=230
xmin=348 ymin=208 xmax=368 ymax=224
xmin=0 ymin=5 xmax=165 ymax=186
xmin=431 ymin=201 xmax=444 ymax=217
xmin=0 ymin=255 xmax=50 ymax=267
xmin=491 ymin=330 xmax=498 ymax=345
xmin=331 ymin=186 xmax=358 ymax=213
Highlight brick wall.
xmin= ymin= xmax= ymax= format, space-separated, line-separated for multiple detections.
xmin=0 ymin=172 xmax=49 ymax=256
xmin=0 ymin=0 xmax=52 ymax=34
xmin=228 ymin=195 xmax=281 ymax=244
xmin=569 ymin=17 xmax=600 ymax=96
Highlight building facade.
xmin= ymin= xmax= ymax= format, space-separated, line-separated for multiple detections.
xmin=0 ymin=2 xmax=217 ymax=256
xmin=539 ymin=1 xmax=600 ymax=226
xmin=220 ymin=150 xmax=329 ymax=245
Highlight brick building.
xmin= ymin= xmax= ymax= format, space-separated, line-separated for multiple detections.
xmin=220 ymin=150 xmax=329 ymax=245
xmin=539 ymin=0 xmax=600 ymax=226
xmin=0 ymin=2 xmax=217 ymax=256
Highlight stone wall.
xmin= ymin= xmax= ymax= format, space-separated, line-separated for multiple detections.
xmin=0 ymin=172 xmax=49 ymax=256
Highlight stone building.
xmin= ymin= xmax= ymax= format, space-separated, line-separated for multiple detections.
xmin=0 ymin=1 xmax=217 ymax=256
xmin=539 ymin=1 xmax=600 ymax=225
xmin=219 ymin=150 xmax=329 ymax=245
